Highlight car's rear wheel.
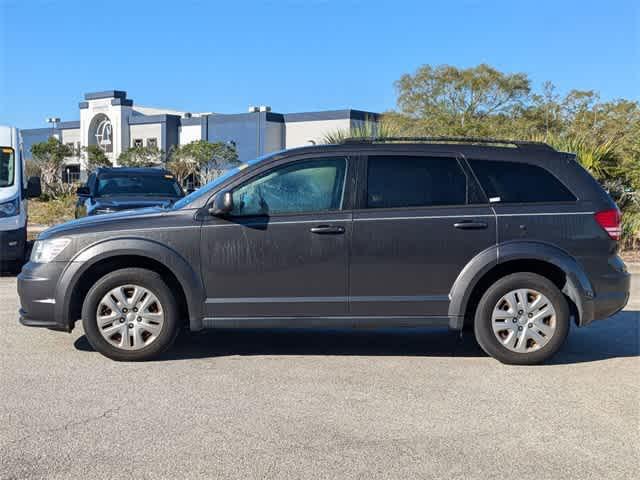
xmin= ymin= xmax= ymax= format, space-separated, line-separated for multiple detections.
xmin=474 ymin=272 xmax=570 ymax=365
xmin=82 ymin=268 xmax=179 ymax=361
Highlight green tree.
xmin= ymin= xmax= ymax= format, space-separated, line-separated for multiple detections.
xmin=30 ymin=137 xmax=74 ymax=197
xmin=117 ymin=145 xmax=163 ymax=167
xmin=83 ymin=145 xmax=112 ymax=172
xmin=168 ymin=140 xmax=239 ymax=185
xmin=395 ymin=63 xmax=531 ymax=135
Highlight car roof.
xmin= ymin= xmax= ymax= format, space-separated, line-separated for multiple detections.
xmin=270 ymin=139 xmax=564 ymax=163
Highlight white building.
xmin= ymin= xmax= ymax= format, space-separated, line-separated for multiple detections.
xmin=22 ymin=90 xmax=379 ymax=181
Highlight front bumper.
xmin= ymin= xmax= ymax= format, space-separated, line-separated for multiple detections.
xmin=0 ymin=226 xmax=26 ymax=262
xmin=17 ymin=261 xmax=69 ymax=331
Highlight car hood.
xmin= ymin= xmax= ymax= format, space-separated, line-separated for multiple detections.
xmin=91 ymin=196 xmax=179 ymax=211
xmin=38 ymin=207 xmax=168 ymax=239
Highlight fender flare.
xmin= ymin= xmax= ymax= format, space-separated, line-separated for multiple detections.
xmin=448 ymin=241 xmax=594 ymax=327
xmin=54 ymin=237 xmax=205 ymax=331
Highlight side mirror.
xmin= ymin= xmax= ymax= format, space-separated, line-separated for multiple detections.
xmin=26 ymin=176 xmax=41 ymax=199
xmin=209 ymin=190 xmax=234 ymax=216
xmin=76 ymin=186 xmax=91 ymax=197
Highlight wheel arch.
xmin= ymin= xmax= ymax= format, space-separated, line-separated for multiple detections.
xmin=54 ymin=238 xmax=205 ymax=331
xmin=449 ymin=241 xmax=594 ymax=329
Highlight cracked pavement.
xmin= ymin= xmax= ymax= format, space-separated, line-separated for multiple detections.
xmin=1 ymin=274 xmax=639 ymax=479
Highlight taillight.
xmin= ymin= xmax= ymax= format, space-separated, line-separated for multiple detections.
xmin=594 ymin=208 xmax=622 ymax=240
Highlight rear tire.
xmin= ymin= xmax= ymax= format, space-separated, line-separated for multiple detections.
xmin=82 ymin=268 xmax=180 ymax=361
xmin=474 ymin=272 xmax=569 ymax=365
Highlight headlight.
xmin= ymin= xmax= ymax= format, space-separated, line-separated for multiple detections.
xmin=31 ymin=238 xmax=71 ymax=263
xmin=0 ymin=198 xmax=20 ymax=217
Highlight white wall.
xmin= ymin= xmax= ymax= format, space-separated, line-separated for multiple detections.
xmin=60 ymin=128 xmax=81 ymax=165
xmin=60 ymin=128 xmax=80 ymax=144
xmin=129 ymin=124 xmax=163 ymax=147
xmin=284 ymin=118 xmax=351 ymax=148
xmin=179 ymin=124 xmax=202 ymax=145
xmin=79 ymin=98 xmax=133 ymax=165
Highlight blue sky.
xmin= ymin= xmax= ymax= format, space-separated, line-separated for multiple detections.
xmin=0 ymin=0 xmax=637 ymax=128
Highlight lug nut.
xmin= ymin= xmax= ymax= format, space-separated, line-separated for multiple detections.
xmin=512 ymin=318 xmax=517 ymax=323
xmin=518 ymin=310 xmax=524 ymax=315
xmin=137 ymin=317 xmax=142 ymax=322
xmin=119 ymin=318 xmax=125 ymax=323
xmin=528 ymin=323 xmax=533 ymax=328
xmin=133 ymin=308 xmax=138 ymax=313
xmin=122 ymin=308 xmax=128 ymax=313
xmin=518 ymin=326 xmax=523 ymax=331
xmin=528 ymin=313 xmax=533 ymax=318
xmin=128 ymin=323 xmax=134 ymax=329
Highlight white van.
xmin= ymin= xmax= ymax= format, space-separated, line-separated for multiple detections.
xmin=0 ymin=125 xmax=41 ymax=271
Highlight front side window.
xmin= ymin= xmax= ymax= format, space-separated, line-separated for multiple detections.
xmin=469 ymin=160 xmax=576 ymax=203
xmin=147 ymin=138 xmax=158 ymax=149
xmin=0 ymin=147 xmax=15 ymax=188
xmin=231 ymin=158 xmax=347 ymax=216
xmin=367 ymin=156 xmax=467 ymax=208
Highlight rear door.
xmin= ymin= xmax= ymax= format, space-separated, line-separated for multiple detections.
xmin=349 ymin=152 xmax=496 ymax=317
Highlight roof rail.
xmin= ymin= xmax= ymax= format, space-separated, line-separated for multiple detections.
xmin=340 ymin=136 xmax=555 ymax=151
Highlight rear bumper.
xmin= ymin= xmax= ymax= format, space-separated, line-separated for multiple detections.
xmin=580 ymin=256 xmax=631 ymax=326
xmin=17 ymin=261 xmax=70 ymax=331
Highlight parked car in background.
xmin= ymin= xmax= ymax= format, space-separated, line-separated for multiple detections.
xmin=19 ymin=138 xmax=629 ymax=364
xmin=0 ymin=125 xmax=41 ymax=271
xmin=75 ymin=168 xmax=184 ymax=218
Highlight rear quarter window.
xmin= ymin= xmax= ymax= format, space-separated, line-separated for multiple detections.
xmin=468 ymin=159 xmax=576 ymax=203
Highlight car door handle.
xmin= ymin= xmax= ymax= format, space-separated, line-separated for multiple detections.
xmin=453 ymin=221 xmax=488 ymax=230
xmin=310 ymin=225 xmax=345 ymax=234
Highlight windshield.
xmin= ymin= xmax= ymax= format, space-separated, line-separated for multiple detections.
xmin=96 ymin=173 xmax=183 ymax=198
xmin=0 ymin=148 xmax=15 ymax=188
xmin=172 ymin=152 xmax=280 ymax=210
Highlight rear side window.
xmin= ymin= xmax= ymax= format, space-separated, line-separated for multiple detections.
xmin=469 ymin=160 xmax=576 ymax=203
xmin=367 ymin=156 xmax=467 ymax=208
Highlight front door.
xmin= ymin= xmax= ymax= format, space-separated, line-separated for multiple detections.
xmin=350 ymin=153 xmax=497 ymax=317
xmin=201 ymin=156 xmax=352 ymax=318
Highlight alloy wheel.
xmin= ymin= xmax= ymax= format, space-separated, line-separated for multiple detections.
xmin=96 ymin=284 xmax=165 ymax=351
xmin=491 ymin=288 xmax=557 ymax=353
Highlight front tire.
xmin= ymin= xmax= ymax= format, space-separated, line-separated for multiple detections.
xmin=474 ymin=273 xmax=570 ymax=365
xmin=82 ymin=268 xmax=180 ymax=361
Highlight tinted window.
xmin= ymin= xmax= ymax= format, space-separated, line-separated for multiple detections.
xmin=97 ymin=174 xmax=183 ymax=197
xmin=231 ymin=158 xmax=346 ymax=216
xmin=469 ymin=160 xmax=576 ymax=203
xmin=367 ymin=156 xmax=467 ymax=208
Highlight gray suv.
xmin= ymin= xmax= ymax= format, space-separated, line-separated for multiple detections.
xmin=17 ymin=138 xmax=630 ymax=364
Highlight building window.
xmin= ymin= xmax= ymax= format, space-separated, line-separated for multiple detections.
xmin=147 ymin=138 xmax=158 ymax=149
xmin=62 ymin=164 xmax=81 ymax=184
xmin=133 ymin=138 xmax=143 ymax=148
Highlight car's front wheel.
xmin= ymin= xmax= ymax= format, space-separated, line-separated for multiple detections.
xmin=82 ymin=268 xmax=180 ymax=361
xmin=474 ymin=272 xmax=570 ymax=365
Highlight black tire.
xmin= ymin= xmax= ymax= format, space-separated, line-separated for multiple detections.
xmin=474 ymin=273 xmax=570 ymax=365
xmin=82 ymin=268 xmax=180 ymax=361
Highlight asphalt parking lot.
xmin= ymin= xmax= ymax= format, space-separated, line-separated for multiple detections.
xmin=1 ymin=274 xmax=638 ymax=480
